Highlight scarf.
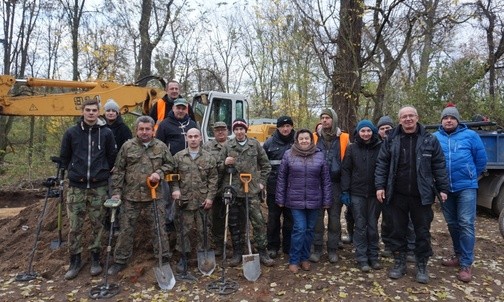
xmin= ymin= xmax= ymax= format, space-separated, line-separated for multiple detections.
xmin=291 ymin=142 xmax=317 ymax=157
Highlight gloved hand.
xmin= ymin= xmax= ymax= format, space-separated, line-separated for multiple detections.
xmin=340 ymin=192 xmax=351 ymax=206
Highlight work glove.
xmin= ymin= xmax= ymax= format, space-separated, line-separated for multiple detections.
xmin=340 ymin=192 xmax=351 ymax=206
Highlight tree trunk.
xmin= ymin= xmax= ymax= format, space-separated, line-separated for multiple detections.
xmin=332 ymin=0 xmax=363 ymax=134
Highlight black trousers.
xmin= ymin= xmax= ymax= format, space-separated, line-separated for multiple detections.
xmin=388 ymin=192 xmax=433 ymax=261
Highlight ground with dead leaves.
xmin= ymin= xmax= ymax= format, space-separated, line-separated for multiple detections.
xmin=0 ymin=190 xmax=502 ymax=301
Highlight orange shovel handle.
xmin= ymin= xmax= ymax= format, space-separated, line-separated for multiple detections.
xmin=146 ymin=177 xmax=159 ymax=200
xmin=239 ymin=173 xmax=252 ymax=193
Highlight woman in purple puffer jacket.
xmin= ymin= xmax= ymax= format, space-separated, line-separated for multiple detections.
xmin=276 ymin=129 xmax=333 ymax=273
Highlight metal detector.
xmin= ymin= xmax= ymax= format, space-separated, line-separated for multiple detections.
xmin=50 ymin=156 xmax=65 ymax=250
xmin=16 ymin=158 xmax=61 ymax=282
xmin=206 ymin=167 xmax=239 ymax=295
xmin=89 ymin=198 xmax=121 ymax=299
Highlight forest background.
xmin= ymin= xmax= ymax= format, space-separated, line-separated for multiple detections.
xmin=1 ymin=0 xmax=504 ymax=186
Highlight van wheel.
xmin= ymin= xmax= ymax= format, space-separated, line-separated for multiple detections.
xmin=493 ymin=186 xmax=504 ymax=216
xmin=499 ymin=209 xmax=504 ymax=239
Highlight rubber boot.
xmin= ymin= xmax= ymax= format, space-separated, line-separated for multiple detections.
xmin=90 ymin=251 xmax=102 ymax=276
xmin=328 ymin=248 xmax=338 ymax=263
xmin=388 ymin=252 xmax=407 ymax=279
xmin=309 ymin=245 xmax=323 ymax=263
xmin=176 ymin=253 xmax=188 ymax=273
xmin=64 ymin=253 xmax=83 ymax=280
xmin=258 ymin=249 xmax=275 ymax=267
xmin=415 ymin=258 xmax=429 ymax=284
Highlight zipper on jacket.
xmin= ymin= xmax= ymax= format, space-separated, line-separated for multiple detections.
xmin=87 ymin=128 xmax=92 ymax=188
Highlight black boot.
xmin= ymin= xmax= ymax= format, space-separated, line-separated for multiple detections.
xmin=258 ymin=249 xmax=275 ymax=267
xmin=176 ymin=254 xmax=188 ymax=273
xmin=415 ymin=258 xmax=429 ymax=284
xmin=90 ymin=251 xmax=102 ymax=276
xmin=309 ymin=245 xmax=323 ymax=263
xmin=64 ymin=253 xmax=83 ymax=280
xmin=388 ymin=253 xmax=407 ymax=279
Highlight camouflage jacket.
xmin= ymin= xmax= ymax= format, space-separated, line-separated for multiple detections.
xmin=218 ymin=137 xmax=271 ymax=197
xmin=203 ymin=139 xmax=228 ymax=194
xmin=111 ymin=137 xmax=175 ymax=202
xmin=171 ymin=148 xmax=218 ymax=210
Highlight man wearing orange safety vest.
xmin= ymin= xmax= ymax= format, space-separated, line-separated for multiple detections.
xmin=149 ymin=80 xmax=196 ymax=131
xmin=309 ymin=108 xmax=350 ymax=264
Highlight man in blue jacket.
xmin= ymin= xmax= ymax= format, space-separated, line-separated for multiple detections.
xmin=375 ymin=105 xmax=449 ymax=284
xmin=433 ymin=105 xmax=487 ymax=283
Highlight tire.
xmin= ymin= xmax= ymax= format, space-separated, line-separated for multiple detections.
xmin=499 ymin=208 xmax=504 ymax=239
xmin=493 ymin=186 xmax=504 ymax=216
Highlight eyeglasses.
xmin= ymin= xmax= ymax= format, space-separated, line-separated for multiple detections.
xmin=400 ymin=114 xmax=417 ymax=120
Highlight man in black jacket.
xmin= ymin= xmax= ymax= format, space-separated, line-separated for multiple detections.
xmin=263 ymin=116 xmax=295 ymax=258
xmin=155 ymin=98 xmax=198 ymax=156
xmin=59 ymin=99 xmax=117 ymax=280
xmin=375 ymin=106 xmax=449 ymax=284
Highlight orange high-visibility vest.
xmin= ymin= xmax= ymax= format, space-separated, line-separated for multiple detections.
xmin=340 ymin=132 xmax=349 ymax=160
xmin=154 ymin=99 xmax=166 ymax=133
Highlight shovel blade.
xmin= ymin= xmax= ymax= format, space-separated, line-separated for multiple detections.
xmin=50 ymin=239 xmax=65 ymax=250
xmin=242 ymin=254 xmax=261 ymax=282
xmin=197 ymin=250 xmax=216 ymax=276
xmin=154 ymin=264 xmax=176 ymax=291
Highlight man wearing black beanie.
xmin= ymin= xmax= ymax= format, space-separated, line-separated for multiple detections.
xmin=263 ymin=116 xmax=295 ymax=258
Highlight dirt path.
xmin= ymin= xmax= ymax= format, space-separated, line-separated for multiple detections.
xmin=0 ymin=191 xmax=502 ymax=301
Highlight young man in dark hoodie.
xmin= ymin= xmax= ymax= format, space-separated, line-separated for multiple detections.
xmin=59 ymin=99 xmax=117 ymax=280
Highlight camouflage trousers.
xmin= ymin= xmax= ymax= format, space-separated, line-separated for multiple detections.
xmin=66 ymin=186 xmax=107 ymax=255
xmin=175 ymin=207 xmax=210 ymax=253
xmin=113 ymin=199 xmax=170 ymax=264
xmin=233 ymin=196 xmax=268 ymax=250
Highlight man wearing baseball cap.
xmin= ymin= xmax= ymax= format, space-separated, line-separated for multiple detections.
xmin=263 ymin=116 xmax=295 ymax=259
xmin=203 ymin=121 xmax=230 ymax=255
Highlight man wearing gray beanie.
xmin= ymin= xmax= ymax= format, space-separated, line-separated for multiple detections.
xmin=434 ymin=104 xmax=487 ymax=283
xmin=377 ymin=116 xmax=394 ymax=140
xmin=309 ymin=108 xmax=350 ymax=264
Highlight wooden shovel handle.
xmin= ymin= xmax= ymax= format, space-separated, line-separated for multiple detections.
xmin=239 ymin=173 xmax=252 ymax=193
xmin=146 ymin=177 xmax=159 ymax=199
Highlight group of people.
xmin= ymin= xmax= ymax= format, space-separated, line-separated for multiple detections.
xmin=58 ymin=81 xmax=487 ymax=286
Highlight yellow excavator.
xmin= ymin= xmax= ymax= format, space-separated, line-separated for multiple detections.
xmin=0 ymin=75 xmax=272 ymax=143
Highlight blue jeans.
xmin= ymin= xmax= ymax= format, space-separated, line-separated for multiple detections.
xmin=290 ymin=209 xmax=319 ymax=265
xmin=441 ymin=189 xmax=477 ymax=268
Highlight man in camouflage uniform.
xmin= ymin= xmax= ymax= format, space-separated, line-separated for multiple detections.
xmin=59 ymin=99 xmax=117 ymax=280
xmin=202 ymin=121 xmax=230 ymax=256
xmin=220 ymin=118 xmax=275 ymax=267
xmin=171 ymin=128 xmax=218 ymax=272
xmin=107 ymin=116 xmax=175 ymax=275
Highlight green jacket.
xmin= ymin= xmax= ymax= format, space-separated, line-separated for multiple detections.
xmin=219 ymin=137 xmax=271 ymax=197
xmin=112 ymin=137 xmax=175 ymax=202
xmin=172 ymin=148 xmax=218 ymax=210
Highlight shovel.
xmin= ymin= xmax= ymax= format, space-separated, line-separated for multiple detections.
xmin=147 ymin=178 xmax=176 ymax=291
xmin=197 ymin=208 xmax=216 ymax=276
xmin=240 ymin=173 xmax=261 ymax=282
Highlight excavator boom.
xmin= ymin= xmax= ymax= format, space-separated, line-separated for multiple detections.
xmin=0 ymin=75 xmax=165 ymax=116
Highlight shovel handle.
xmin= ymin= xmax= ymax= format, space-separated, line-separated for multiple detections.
xmin=146 ymin=177 xmax=159 ymax=199
xmin=240 ymin=173 xmax=252 ymax=193
xmin=165 ymin=173 xmax=180 ymax=182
